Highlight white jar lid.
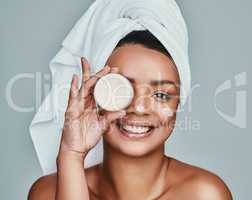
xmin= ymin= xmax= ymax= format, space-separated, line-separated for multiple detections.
xmin=94 ymin=73 xmax=134 ymax=112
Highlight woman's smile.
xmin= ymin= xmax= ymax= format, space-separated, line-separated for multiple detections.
xmin=115 ymin=118 xmax=156 ymax=140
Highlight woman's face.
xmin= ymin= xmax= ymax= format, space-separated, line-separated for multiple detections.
xmin=103 ymin=44 xmax=180 ymax=156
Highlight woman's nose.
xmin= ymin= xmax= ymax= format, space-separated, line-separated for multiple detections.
xmin=126 ymin=86 xmax=152 ymax=115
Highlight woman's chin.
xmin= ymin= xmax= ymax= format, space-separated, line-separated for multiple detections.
xmin=104 ymin=139 xmax=156 ymax=157
xmin=118 ymin=143 xmax=155 ymax=157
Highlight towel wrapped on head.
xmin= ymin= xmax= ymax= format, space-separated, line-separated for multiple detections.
xmin=29 ymin=0 xmax=191 ymax=175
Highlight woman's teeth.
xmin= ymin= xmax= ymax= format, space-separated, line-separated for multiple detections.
xmin=121 ymin=124 xmax=151 ymax=134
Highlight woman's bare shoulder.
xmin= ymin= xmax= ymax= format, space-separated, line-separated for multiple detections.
xmin=28 ymin=165 xmax=99 ymax=200
xmin=165 ymin=156 xmax=233 ymax=200
xmin=28 ymin=173 xmax=57 ymax=200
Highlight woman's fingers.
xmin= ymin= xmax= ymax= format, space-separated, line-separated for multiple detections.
xmin=65 ymin=74 xmax=80 ymax=117
xmin=69 ymin=74 xmax=79 ymax=102
xmin=81 ymin=57 xmax=91 ymax=82
xmin=79 ymin=64 xmax=111 ymax=99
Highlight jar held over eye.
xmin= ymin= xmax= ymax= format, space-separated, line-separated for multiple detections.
xmin=94 ymin=73 xmax=134 ymax=112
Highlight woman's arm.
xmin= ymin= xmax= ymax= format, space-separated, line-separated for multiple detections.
xmin=56 ymin=151 xmax=89 ymax=200
xmin=28 ymin=58 xmax=125 ymax=199
xmin=54 ymin=57 xmax=126 ymax=200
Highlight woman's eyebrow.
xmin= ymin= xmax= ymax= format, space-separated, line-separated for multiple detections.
xmin=125 ymin=76 xmax=179 ymax=87
xmin=150 ymin=79 xmax=178 ymax=87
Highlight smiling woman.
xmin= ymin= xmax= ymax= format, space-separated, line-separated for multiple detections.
xmin=103 ymin=31 xmax=181 ymax=153
xmin=28 ymin=30 xmax=233 ymax=200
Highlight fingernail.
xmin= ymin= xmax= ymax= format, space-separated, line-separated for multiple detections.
xmin=81 ymin=57 xmax=87 ymax=63
xmin=72 ymin=74 xmax=78 ymax=85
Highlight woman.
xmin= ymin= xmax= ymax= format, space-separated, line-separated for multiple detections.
xmin=28 ymin=30 xmax=233 ymax=200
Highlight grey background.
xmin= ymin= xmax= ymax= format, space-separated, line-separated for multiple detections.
xmin=0 ymin=0 xmax=250 ymax=199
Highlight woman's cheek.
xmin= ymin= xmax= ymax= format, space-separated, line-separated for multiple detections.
xmin=158 ymin=106 xmax=176 ymax=128
xmin=160 ymin=106 xmax=174 ymax=118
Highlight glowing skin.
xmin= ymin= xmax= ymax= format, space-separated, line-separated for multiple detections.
xmin=160 ymin=106 xmax=174 ymax=118
xmin=159 ymin=106 xmax=175 ymax=128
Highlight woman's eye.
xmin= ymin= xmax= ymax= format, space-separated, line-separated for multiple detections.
xmin=153 ymin=91 xmax=171 ymax=102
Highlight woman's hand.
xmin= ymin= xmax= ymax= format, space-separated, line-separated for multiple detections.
xmin=59 ymin=57 xmax=126 ymax=158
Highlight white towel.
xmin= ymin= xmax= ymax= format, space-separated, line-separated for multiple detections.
xmin=29 ymin=0 xmax=191 ymax=175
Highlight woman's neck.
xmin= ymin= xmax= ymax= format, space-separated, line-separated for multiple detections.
xmin=99 ymin=142 xmax=169 ymax=200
